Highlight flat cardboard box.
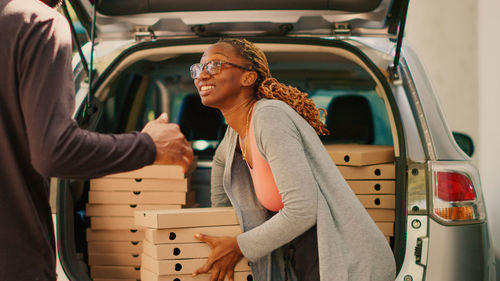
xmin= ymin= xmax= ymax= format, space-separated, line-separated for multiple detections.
xmin=91 ymin=217 xmax=142 ymax=230
xmin=88 ymin=253 xmax=141 ymax=266
xmin=86 ymin=204 xmax=181 ymax=217
xmin=356 ymin=195 xmax=396 ymax=209
xmin=90 ymin=266 xmax=141 ymax=279
xmin=86 ymin=229 xmax=144 ymax=241
xmin=337 ymin=164 xmax=395 ymax=180
xmin=141 ymin=253 xmax=250 ymax=275
xmin=90 ymin=177 xmax=189 ymax=192
xmin=346 ymin=180 xmax=395 ymax=194
xmin=145 ymin=225 xmax=242 ymax=244
xmin=88 ymin=241 xmax=142 ymax=254
xmin=376 ymin=222 xmax=394 ymax=236
xmin=143 ymin=240 xmax=210 ymax=260
xmin=105 ymin=162 xmax=196 ymax=180
xmin=366 ymin=209 xmax=396 ymax=222
xmin=135 ymin=207 xmax=239 ymax=229
xmin=93 ymin=279 xmax=138 ymax=281
xmin=141 ymin=268 xmax=253 ymax=281
xmin=325 ymin=144 xmax=394 ymax=166
xmin=89 ymin=191 xmax=186 ymax=205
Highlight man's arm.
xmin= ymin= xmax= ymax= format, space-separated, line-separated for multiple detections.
xmin=17 ymin=14 xmax=191 ymax=178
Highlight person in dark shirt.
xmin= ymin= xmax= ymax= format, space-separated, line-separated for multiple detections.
xmin=0 ymin=0 xmax=194 ymax=280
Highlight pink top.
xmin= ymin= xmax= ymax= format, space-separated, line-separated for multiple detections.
xmin=245 ymin=106 xmax=284 ymax=212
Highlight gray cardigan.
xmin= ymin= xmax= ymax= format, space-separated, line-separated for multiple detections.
xmin=211 ymin=99 xmax=396 ymax=281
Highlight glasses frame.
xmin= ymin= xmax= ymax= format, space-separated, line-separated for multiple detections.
xmin=190 ymin=60 xmax=252 ymax=79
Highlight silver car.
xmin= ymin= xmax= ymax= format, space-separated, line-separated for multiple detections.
xmin=53 ymin=0 xmax=496 ymax=280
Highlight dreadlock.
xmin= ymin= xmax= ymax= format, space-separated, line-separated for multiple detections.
xmin=218 ymin=38 xmax=329 ymax=136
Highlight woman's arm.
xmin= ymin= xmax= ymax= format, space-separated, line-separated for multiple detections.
xmin=211 ymin=133 xmax=231 ymax=207
xmin=237 ymin=103 xmax=319 ymax=262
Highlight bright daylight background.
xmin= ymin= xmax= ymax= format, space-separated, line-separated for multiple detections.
xmin=406 ymin=0 xmax=500 ymax=278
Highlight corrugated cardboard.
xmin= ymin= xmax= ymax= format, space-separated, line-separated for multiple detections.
xmin=143 ymin=240 xmax=210 ymax=259
xmin=141 ymin=253 xmax=250 ymax=275
xmin=346 ymin=180 xmax=395 ymax=194
xmin=90 ymin=265 xmax=141 ymax=279
xmin=89 ymin=191 xmax=186 ymax=205
xmin=375 ymin=222 xmax=394 ymax=236
xmin=135 ymin=207 xmax=239 ymax=229
xmin=93 ymin=279 xmax=138 ymax=281
xmin=86 ymin=229 xmax=144 ymax=242
xmin=141 ymin=268 xmax=253 ymax=281
xmin=366 ymin=209 xmax=396 ymax=222
xmin=88 ymin=253 xmax=141 ymax=266
xmin=90 ymin=177 xmax=189 ymax=192
xmin=105 ymin=162 xmax=196 ymax=180
xmin=88 ymin=241 xmax=142 ymax=254
xmin=91 ymin=217 xmax=142 ymax=230
xmin=337 ymin=164 xmax=395 ymax=180
xmin=356 ymin=195 xmax=396 ymax=209
xmin=325 ymin=144 xmax=394 ymax=166
xmin=145 ymin=225 xmax=242 ymax=244
xmin=86 ymin=204 xmax=181 ymax=217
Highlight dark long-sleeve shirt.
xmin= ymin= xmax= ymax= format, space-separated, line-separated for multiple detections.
xmin=0 ymin=1 xmax=156 ymax=280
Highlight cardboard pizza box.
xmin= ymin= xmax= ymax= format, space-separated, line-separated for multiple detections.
xmin=325 ymin=144 xmax=394 ymax=166
xmin=86 ymin=229 xmax=144 ymax=242
xmin=366 ymin=209 xmax=396 ymax=222
xmin=93 ymin=279 xmax=138 ymax=281
xmin=145 ymin=225 xmax=242 ymax=244
xmin=90 ymin=177 xmax=189 ymax=192
xmin=90 ymin=265 xmax=141 ymax=279
xmin=89 ymin=191 xmax=186 ymax=205
xmin=91 ymin=217 xmax=141 ymax=230
xmin=375 ymin=222 xmax=394 ymax=236
xmin=337 ymin=164 xmax=395 ymax=180
xmin=143 ymin=240 xmax=210 ymax=260
xmin=105 ymin=162 xmax=197 ymax=180
xmin=141 ymin=254 xmax=250 ymax=275
xmin=88 ymin=253 xmax=141 ymax=266
xmin=135 ymin=207 xmax=239 ymax=229
xmin=356 ymin=195 xmax=396 ymax=209
xmin=346 ymin=180 xmax=395 ymax=194
xmin=141 ymin=268 xmax=253 ymax=281
xmin=87 ymin=241 xmax=142 ymax=254
xmin=86 ymin=204 xmax=181 ymax=217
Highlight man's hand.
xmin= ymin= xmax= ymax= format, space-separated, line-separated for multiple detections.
xmin=193 ymin=233 xmax=243 ymax=281
xmin=141 ymin=113 xmax=194 ymax=173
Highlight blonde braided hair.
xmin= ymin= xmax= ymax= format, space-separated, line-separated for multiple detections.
xmin=218 ymin=38 xmax=329 ymax=136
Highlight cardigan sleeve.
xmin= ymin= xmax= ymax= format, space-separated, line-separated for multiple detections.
xmin=211 ymin=133 xmax=231 ymax=207
xmin=237 ymin=104 xmax=318 ymax=262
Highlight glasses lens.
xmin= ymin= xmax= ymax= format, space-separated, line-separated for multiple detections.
xmin=190 ymin=63 xmax=201 ymax=79
xmin=207 ymin=61 xmax=222 ymax=75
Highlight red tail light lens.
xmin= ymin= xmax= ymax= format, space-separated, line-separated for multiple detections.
xmin=435 ymin=171 xmax=475 ymax=202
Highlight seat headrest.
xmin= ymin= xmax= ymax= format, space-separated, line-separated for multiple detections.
xmin=322 ymin=95 xmax=374 ymax=144
xmin=177 ymin=94 xmax=225 ymax=141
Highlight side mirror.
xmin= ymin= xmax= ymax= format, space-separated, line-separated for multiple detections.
xmin=452 ymin=132 xmax=474 ymax=157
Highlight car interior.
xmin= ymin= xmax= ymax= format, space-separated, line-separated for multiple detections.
xmin=67 ymin=43 xmax=401 ymax=277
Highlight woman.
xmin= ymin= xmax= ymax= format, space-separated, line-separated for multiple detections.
xmin=191 ymin=38 xmax=396 ymax=281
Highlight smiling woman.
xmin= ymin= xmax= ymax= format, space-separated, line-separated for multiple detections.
xmin=190 ymin=38 xmax=396 ymax=281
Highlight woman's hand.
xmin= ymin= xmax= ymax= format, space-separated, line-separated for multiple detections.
xmin=193 ymin=233 xmax=244 ymax=281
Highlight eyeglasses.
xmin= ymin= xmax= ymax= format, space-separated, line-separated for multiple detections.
xmin=190 ymin=60 xmax=252 ymax=79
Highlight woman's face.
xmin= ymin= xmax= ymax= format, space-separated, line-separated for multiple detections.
xmin=193 ymin=43 xmax=251 ymax=109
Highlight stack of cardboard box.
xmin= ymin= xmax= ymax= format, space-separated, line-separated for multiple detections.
xmin=134 ymin=207 xmax=253 ymax=281
xmin=325 ymin=144 xmax=396 ymax=243
xmin=86 ymin=164 xmax=193 ymax=280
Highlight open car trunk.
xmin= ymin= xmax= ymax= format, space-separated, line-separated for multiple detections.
xmin=57 ymin=37 xmax=407 ymax=281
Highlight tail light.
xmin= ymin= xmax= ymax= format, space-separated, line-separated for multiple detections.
xmin=431 ymin=162 xmax=486 ymax=224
